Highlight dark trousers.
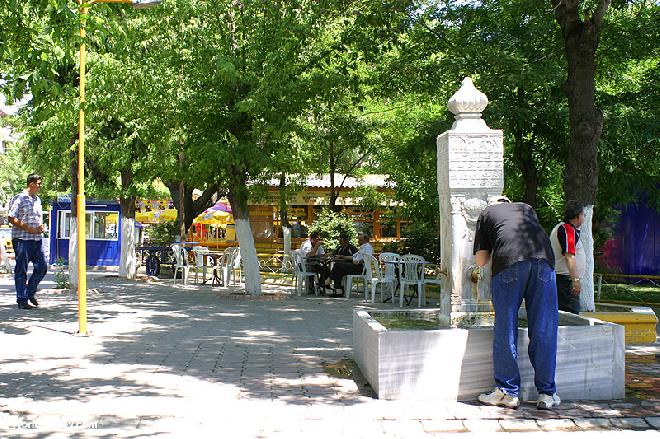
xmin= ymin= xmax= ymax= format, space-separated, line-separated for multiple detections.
xmin=330 ymin=261 xmax=363 ymax=289
xmin=556 ymin=274 xmax=580 ymax=314
xmin=13 ymin=239 xmax=47 ymax=304
xmin=306 ymin=263 xmax=329 ymax=292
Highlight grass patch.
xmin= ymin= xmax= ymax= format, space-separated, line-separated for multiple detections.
xmin=323 ymin=358 xmax=357 ymax=379
xmin=598 ymin=283 xmax=660 ymax=305
xmin=597 ymin=283 xmax=660 ymax=322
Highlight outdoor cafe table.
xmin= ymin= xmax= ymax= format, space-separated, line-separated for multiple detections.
xmin=201 ymin=250 xmax=226 ymax=286
xmin=303 ymin=255 xmax=339 ymax=295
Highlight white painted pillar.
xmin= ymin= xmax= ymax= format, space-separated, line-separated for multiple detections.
xmin=235 ymin=218 xmax=261 ymax=295
xmin=68 ymin=216 xmax=78 ymax=288
xmin=119 ymin=217 xmax=137 ymax=279
xmin=580 ymin=205 xmax=596 ymax=312
xmin=282 ymin=225 xmax=292 ymax=271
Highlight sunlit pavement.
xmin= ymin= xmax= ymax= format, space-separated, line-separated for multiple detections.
xmin=0 ymin=269 xmax=658 ymax=438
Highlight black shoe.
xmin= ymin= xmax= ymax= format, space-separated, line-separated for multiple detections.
xmin=17 ymin=302 xmax=34 ymax=310
xmin=28 ymin=296 xmax=38 ymax=306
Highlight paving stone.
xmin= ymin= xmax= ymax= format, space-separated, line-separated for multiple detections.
xmin=536 ymin=418 xmax=579 ymax=431
xmin=420 ymin=419 xmax=467 ymax=433
xmin=463 ymin=419 xmax=503 ymax=433
xmin=0 ymin=273 xmax=657 ymax=437
xmin=645 ymin=417 xmax=660 ymax=429
xmin=574 ymin=418 xmax=616 ymax=430
xmin=499 ymin=419 xmax=542 ymax=432
xmin=609 ymin=417 xmax=653 ymax=430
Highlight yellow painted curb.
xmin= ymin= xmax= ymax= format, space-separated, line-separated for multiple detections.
xmin=582 ymin=306 xmax=658 ymax=344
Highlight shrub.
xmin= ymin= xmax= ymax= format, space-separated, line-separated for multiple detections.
xmin=386 ymin=222 xmax=440 ymax=263
xmin=54 ymin=257 xmax=70 ymax=290
xmin=309 ymin=209 xmax=358 ymax=252
xmin=146 ymin=220 xmax=178 ymax=246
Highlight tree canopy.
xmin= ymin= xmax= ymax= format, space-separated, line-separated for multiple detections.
xmin=0 ymin=0 xmax=656 ymax=248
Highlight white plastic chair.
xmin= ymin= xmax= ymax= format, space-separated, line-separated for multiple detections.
xmin=369 ymin=254 xmax=396 ymax=303
xmin=399 ymin=254 xmax=424 ymax=307
xmin=422 ymin=263 xmax=443 ymax=305
xmin=291 ymin=250 xmax=317 ymax=296
xmin=211 ymin=247 xmax=232 ymax=286
xmin=344 ymin=255 xmax=371 ymax=299
xmin=220 ymin=247 xmax=242 ymax=286
xmin=377 ymin=252 xmax=400 ymax=303
xmin=0 ymin=240 xmax=11 ymax=273
xmin=191 ymin=246 xmax=210 ymax=284
xmin=172 ymin=244 xmax=190 ymax=285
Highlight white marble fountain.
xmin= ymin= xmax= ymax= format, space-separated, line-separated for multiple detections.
xmin=353 ymin=78 xmax=625 ymax=402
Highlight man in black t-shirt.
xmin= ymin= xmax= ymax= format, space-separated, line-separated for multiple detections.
xmin=328 ymin=234 xmax=359 ymax=297
xmin=472 ymin=196 xmax=561 ymax=410
xmin=333 ymin=234 xmax=358 ymax=259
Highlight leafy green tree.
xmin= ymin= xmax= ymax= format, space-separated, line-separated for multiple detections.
xmin=133 ymin=0 xmax=381 ymax=294
xmin=309 ymin=209 xmax=357 ymax=252
xmin=0 ymin=116 xmax=29 ymax=205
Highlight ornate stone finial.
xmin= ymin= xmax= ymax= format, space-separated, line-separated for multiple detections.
xmin=447 ymin=77 xmax=490 ymax=132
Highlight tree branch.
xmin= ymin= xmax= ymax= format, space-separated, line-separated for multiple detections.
xmin=551 ymin=0 xmax=581 ymax=35
xmin=593 ymin=0 xmax=612 ymax=31
xmin=338 ymin=150 xmax=371 ymax=190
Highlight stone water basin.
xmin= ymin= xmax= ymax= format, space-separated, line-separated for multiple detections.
xmin=353 ymin=309 xmax=625 ymax=401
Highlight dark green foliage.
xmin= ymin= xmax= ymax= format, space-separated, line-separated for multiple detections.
xmin=309 ymin=209 xmax=358 ymax=252
xmin=146 ymin=220 xmax=178 ymax=246
xmin=383 ymin=221 xmax=440 ymax=263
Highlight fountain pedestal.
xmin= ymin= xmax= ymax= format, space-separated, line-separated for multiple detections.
xmin=436 ymin=78 xmax=503 ymax=317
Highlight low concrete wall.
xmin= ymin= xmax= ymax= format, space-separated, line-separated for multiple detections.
xmin=582 ymin=303 xmax=658 ymax=344
xmin=353 ymin=309 xmax=625 ymax=401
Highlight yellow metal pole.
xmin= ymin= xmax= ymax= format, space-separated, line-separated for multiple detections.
xmin=77 ymin=3 xmax=88 ymax=335
xmin=74 ymin=0 xmax=156 ymax=335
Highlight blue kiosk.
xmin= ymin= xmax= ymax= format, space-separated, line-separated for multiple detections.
xmin=49 ymin=197 xmax=122 ymax=267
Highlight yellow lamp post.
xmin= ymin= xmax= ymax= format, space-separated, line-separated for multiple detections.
xmin=76 ymin=0 xmax=160 ymax=335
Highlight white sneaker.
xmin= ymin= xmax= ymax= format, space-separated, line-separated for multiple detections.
xmin=477 ymin=387 xmax=519 ymax=409
xmin=537 ymin=393 xmax=561 ymax=409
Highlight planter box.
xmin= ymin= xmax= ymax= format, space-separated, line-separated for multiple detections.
xmin=353 ymin=309 xmax=625 ymax=401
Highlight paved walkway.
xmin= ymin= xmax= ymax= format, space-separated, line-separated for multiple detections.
xmin=0 ymin=271 xmax=658 ymax=438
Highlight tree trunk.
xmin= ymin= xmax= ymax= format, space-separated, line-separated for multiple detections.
xmin=69 ymin=144 xmax=79 ymax=287
xmin=166 ymin=182 xmax=219 ymax=234
xmin=580 ymin=205 xmax=596 ymax=311
xmin=119 ymin=196 xmax=137 ymax=279
xmin=177 ymin=152 xmax=186 ymax=241
xmin=329 ymin=141 xmax=338 ymax=211
xmin=552 ymin=0 xmax=611 ymax=311
xmin=278 ymin=173 xmax=292 ymax=270
xmin=514 ymin=135 xmax=539 ymax=208
xmin=227 ymin=175 xmax=261 ymax=295
xmin=512 ymin=87 xmax=538 ymax=207
xmin=68 ymin=217 xmax=78 ymax=287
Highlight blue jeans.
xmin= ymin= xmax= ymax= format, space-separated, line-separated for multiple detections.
xmin=491 ymin=259 xmax=558 ymax=397
xmin=13 ymin=239 xmax=48 ymax=304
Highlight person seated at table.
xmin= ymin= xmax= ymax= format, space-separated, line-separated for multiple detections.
xmin=300 ymin=231 xmax=328 ymax=294
xmin=333 ymin=233 xmax=358 ymax=260
xmin=330 ymin=233 xmax=373 ymax=297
